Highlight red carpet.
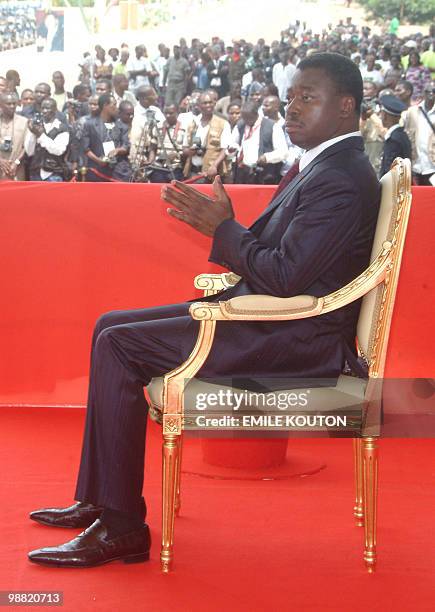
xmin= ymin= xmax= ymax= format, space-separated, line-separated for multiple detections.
xmin=1 ymin=406 xmax=435 ymax=611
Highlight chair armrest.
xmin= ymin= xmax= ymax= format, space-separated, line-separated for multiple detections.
xmin=194 ymin=272 xmax=241 ymax=296
xmin=189 ymin=241 xmax=393 ymax=321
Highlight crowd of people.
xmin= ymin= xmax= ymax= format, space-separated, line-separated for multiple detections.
xmin=0 ymin=1 xmax=37 ymax=52
xmin=0 ymin=16 xmax=434 ymax=185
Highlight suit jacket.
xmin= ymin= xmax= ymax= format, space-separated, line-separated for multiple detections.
xmin=188 ymin=136 xmax=381 ymax=386
xmin=380 ymin=127 xmax=411 ymax=177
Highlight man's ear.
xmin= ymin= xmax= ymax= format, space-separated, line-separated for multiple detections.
xmin=340 ymin=95 xmax=355 ymax=118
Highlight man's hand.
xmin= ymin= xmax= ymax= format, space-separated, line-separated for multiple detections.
xmin=162 ymin=176 xmax=234 ymax=237
xmin=0 ymin=159 xmax=10 ymax=175
xmin=257 ymin=155 xmax=267 ymax=166
xmin=205 ymin=164 xmax=219 ymax=179
xmin=29 ymin=120 xmax=44 ymax=137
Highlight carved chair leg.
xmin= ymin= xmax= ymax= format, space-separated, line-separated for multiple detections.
xmin=161 ymin=433 xmax=180 ymax=573
xmin=353 ymin=438 xmax=364 ymax=526
xmin=175 ymin=434 xmax=183 ymax=517
xmin=362 ymin=437 xmax=378 ymax=573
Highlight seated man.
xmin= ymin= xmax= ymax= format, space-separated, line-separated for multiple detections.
xmin=28 ymin=53 xmax=381 ymax=568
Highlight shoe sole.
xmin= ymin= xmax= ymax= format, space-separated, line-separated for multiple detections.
xmin=28 ymin=551 xmax=150 ymax=568
xmin=29 ymin=516 xmax=100 ymax=529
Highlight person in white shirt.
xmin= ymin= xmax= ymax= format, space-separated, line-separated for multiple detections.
xmin=262 ymin=95 xmax=285 ymax=128
xmin=24 ymin=98 xmax=70 ymax=181
xmin=273 ymin=50 xmax=296 ymax=104
xmin=360 ymin=54 xmax=384 ymax=88
xmin=112 ymin=74 xmax=137 ymax=108
xmin=230 ymin=99 xmax=288 ymax=184
xmin=403 ymin=83 xmax=435 ymax=185
xmin=126 ymin=45 xmax=153 ymax=93
xmin=183 ymin=91 xmax=232 ymax=181
xmin=133 ymin=86 xmax=165 ymax=127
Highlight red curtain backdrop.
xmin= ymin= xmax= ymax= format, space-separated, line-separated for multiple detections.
xmin=0 ymin=183 xmax=433 ymax=407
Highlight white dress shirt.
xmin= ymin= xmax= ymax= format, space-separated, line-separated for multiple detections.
xmin=299 ymin=131 xmax=362 ymax=172
xmin=133 ymin=104 xmax=165 ymax=127
xmin=231 ymin=116 xmax=289 ymax=167
xmin=273 ymin=62 xmax=297 ymax=102
xmin=126 ymin=56 xmax=153 ymax=91
xmin=413 ymin=103 xmax=435 ymax=175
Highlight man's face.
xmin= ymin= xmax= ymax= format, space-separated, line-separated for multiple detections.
xmin=366 ymin=55 xmax=375 ymax=70
xmin=394 ymin=83 xmax=411 ymax=103
xmin=249 ymin=91 xmax=262 ymax=107
xmin=41 ymin=99 xmax=56 ymax=123
xmin=52 ymin=72 xmax=64 ymax=89
xmin=173 ymin=46 xmax=181 ymax=59
xmin=96 ymin=81 xmax=110 ymax=96
xmin=199 ymin=94 xmax=215 ymax=117
xmin=286 ymin=68 xmax=351 ymax=150
xmin=242 ymin=110 xmax=258 ymax=127
xmin=120 ymin=50 xmax=129 ymax=64
xmin=115 ymin=77 xmax=128 ymax=94
xmin=136 ymin=45 xmax=145 ymax=59
xmin=88 ymin=96 xmax=99 ymax=116
xmin=363 ymin=81 xmax=377 ymax=99
xmin=0 ymin=94 xmax=17 ymax=119
xmin=262 ymin=96 xmax=279 ymax=118
xmin=77 ymin=87 xmax=90 ymax=102
xmin=164 ymin=106 xmax=178 ymax=125
xmin=139 ymin=89 xmax=157 ymax=108
xmin=423 ymin=84 xmax=435 ymax=109
xmin=119 ymin=104 xmax=134 ymax=125
xmin=105 ymin=98 xmax=118 ymax=120
xmin=21 ymin=90 xmax=34 ymax=107
xmin=0 ymin=78 xmax=7 ymax=94
xmin=34 ymin=84 xmax=50 ymax=106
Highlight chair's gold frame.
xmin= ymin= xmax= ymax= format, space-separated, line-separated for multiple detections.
xmin=151 ymin=158 xmax=412 ymax=573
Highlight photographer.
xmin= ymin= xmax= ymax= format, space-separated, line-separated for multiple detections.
xmin=230 ymin=100 xmax=288 ymax=184
xmin=0 ymin=92 xmax=28 ymax=181
xmin=182 ymin=91 xmax=232 ymax=182
xmin=83 ymin=93 xmax=131 ymax=182
xmin=24 ymin=98 xmax=70 ymax=182
xmin=148 ymin=105 xmax=186 ymax=183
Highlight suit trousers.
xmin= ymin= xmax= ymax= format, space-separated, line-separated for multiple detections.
xmin=74 ymin=302 xmax=197 ymax=517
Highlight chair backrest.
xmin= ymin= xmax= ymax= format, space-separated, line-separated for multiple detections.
xmin=357 ymin=158 xmax=412 ymax=378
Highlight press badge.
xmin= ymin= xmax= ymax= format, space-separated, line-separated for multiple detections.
xmin=103 ymin=141 xmax=115 ymax=156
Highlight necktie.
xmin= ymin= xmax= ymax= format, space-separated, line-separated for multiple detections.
xmin=274 ymin=160 xmax=300 ymax=197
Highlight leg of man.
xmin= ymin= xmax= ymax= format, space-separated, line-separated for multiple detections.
xmin=28 ymin=302 xmax=198 ymax=566
xmin=75 ymin=303 xmax=194 ymax=515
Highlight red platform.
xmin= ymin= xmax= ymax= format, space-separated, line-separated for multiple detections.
xmin=0 ymin=183 xmax=433 ymax=409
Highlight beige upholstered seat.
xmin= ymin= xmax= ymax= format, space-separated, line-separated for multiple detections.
xmin=146 ymin=158 xmax=412 ymax=573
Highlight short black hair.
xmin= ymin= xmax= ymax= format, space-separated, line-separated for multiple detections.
xmin=98 ymin=93 xmax=114 ymax=111
xmin=396 ymin=79 xmax=414 ymax=95
xmin=298 ymin=52 xmax=363 ymax=115
xmin=241 ymin=100 xmax=259 ymax=115
xmin=72 ymin=84 xmax=89 ymax=98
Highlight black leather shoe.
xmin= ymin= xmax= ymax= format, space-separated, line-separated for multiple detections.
xmin=29 ymin=502 xmax=104 ymax=529
xmin=28 ymin=519 xmax=151 ymax=567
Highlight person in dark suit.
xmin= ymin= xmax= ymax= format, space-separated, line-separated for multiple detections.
xmin=82 ymin=93 xmax=131 ymax=182
xmin=379 ymin=94 xmax=412 ymax=177
xmin=28 ymin=53 xmax=381 ymax=568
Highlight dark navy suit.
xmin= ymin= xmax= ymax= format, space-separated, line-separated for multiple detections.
xmin=75 ymin=135 xmax=381 ymax=515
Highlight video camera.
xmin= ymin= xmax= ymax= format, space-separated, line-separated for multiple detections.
xmin=0 ymin=136 xmax=12 ymax=153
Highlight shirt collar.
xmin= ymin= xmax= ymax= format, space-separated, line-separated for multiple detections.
xmin=299 ymin=131 xmax=362 ymax=171
xmin=44 ymin=118 xmax=61 ymax=130
xmin=384 ymin=123 xmax=401 ymax=140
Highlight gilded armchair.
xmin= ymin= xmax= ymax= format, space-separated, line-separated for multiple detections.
xmin=147 ymin=158 xmax=412 ymax=573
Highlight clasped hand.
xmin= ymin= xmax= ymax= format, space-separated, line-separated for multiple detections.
xmin=161 ymin=176 xmax=234 ymax=237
